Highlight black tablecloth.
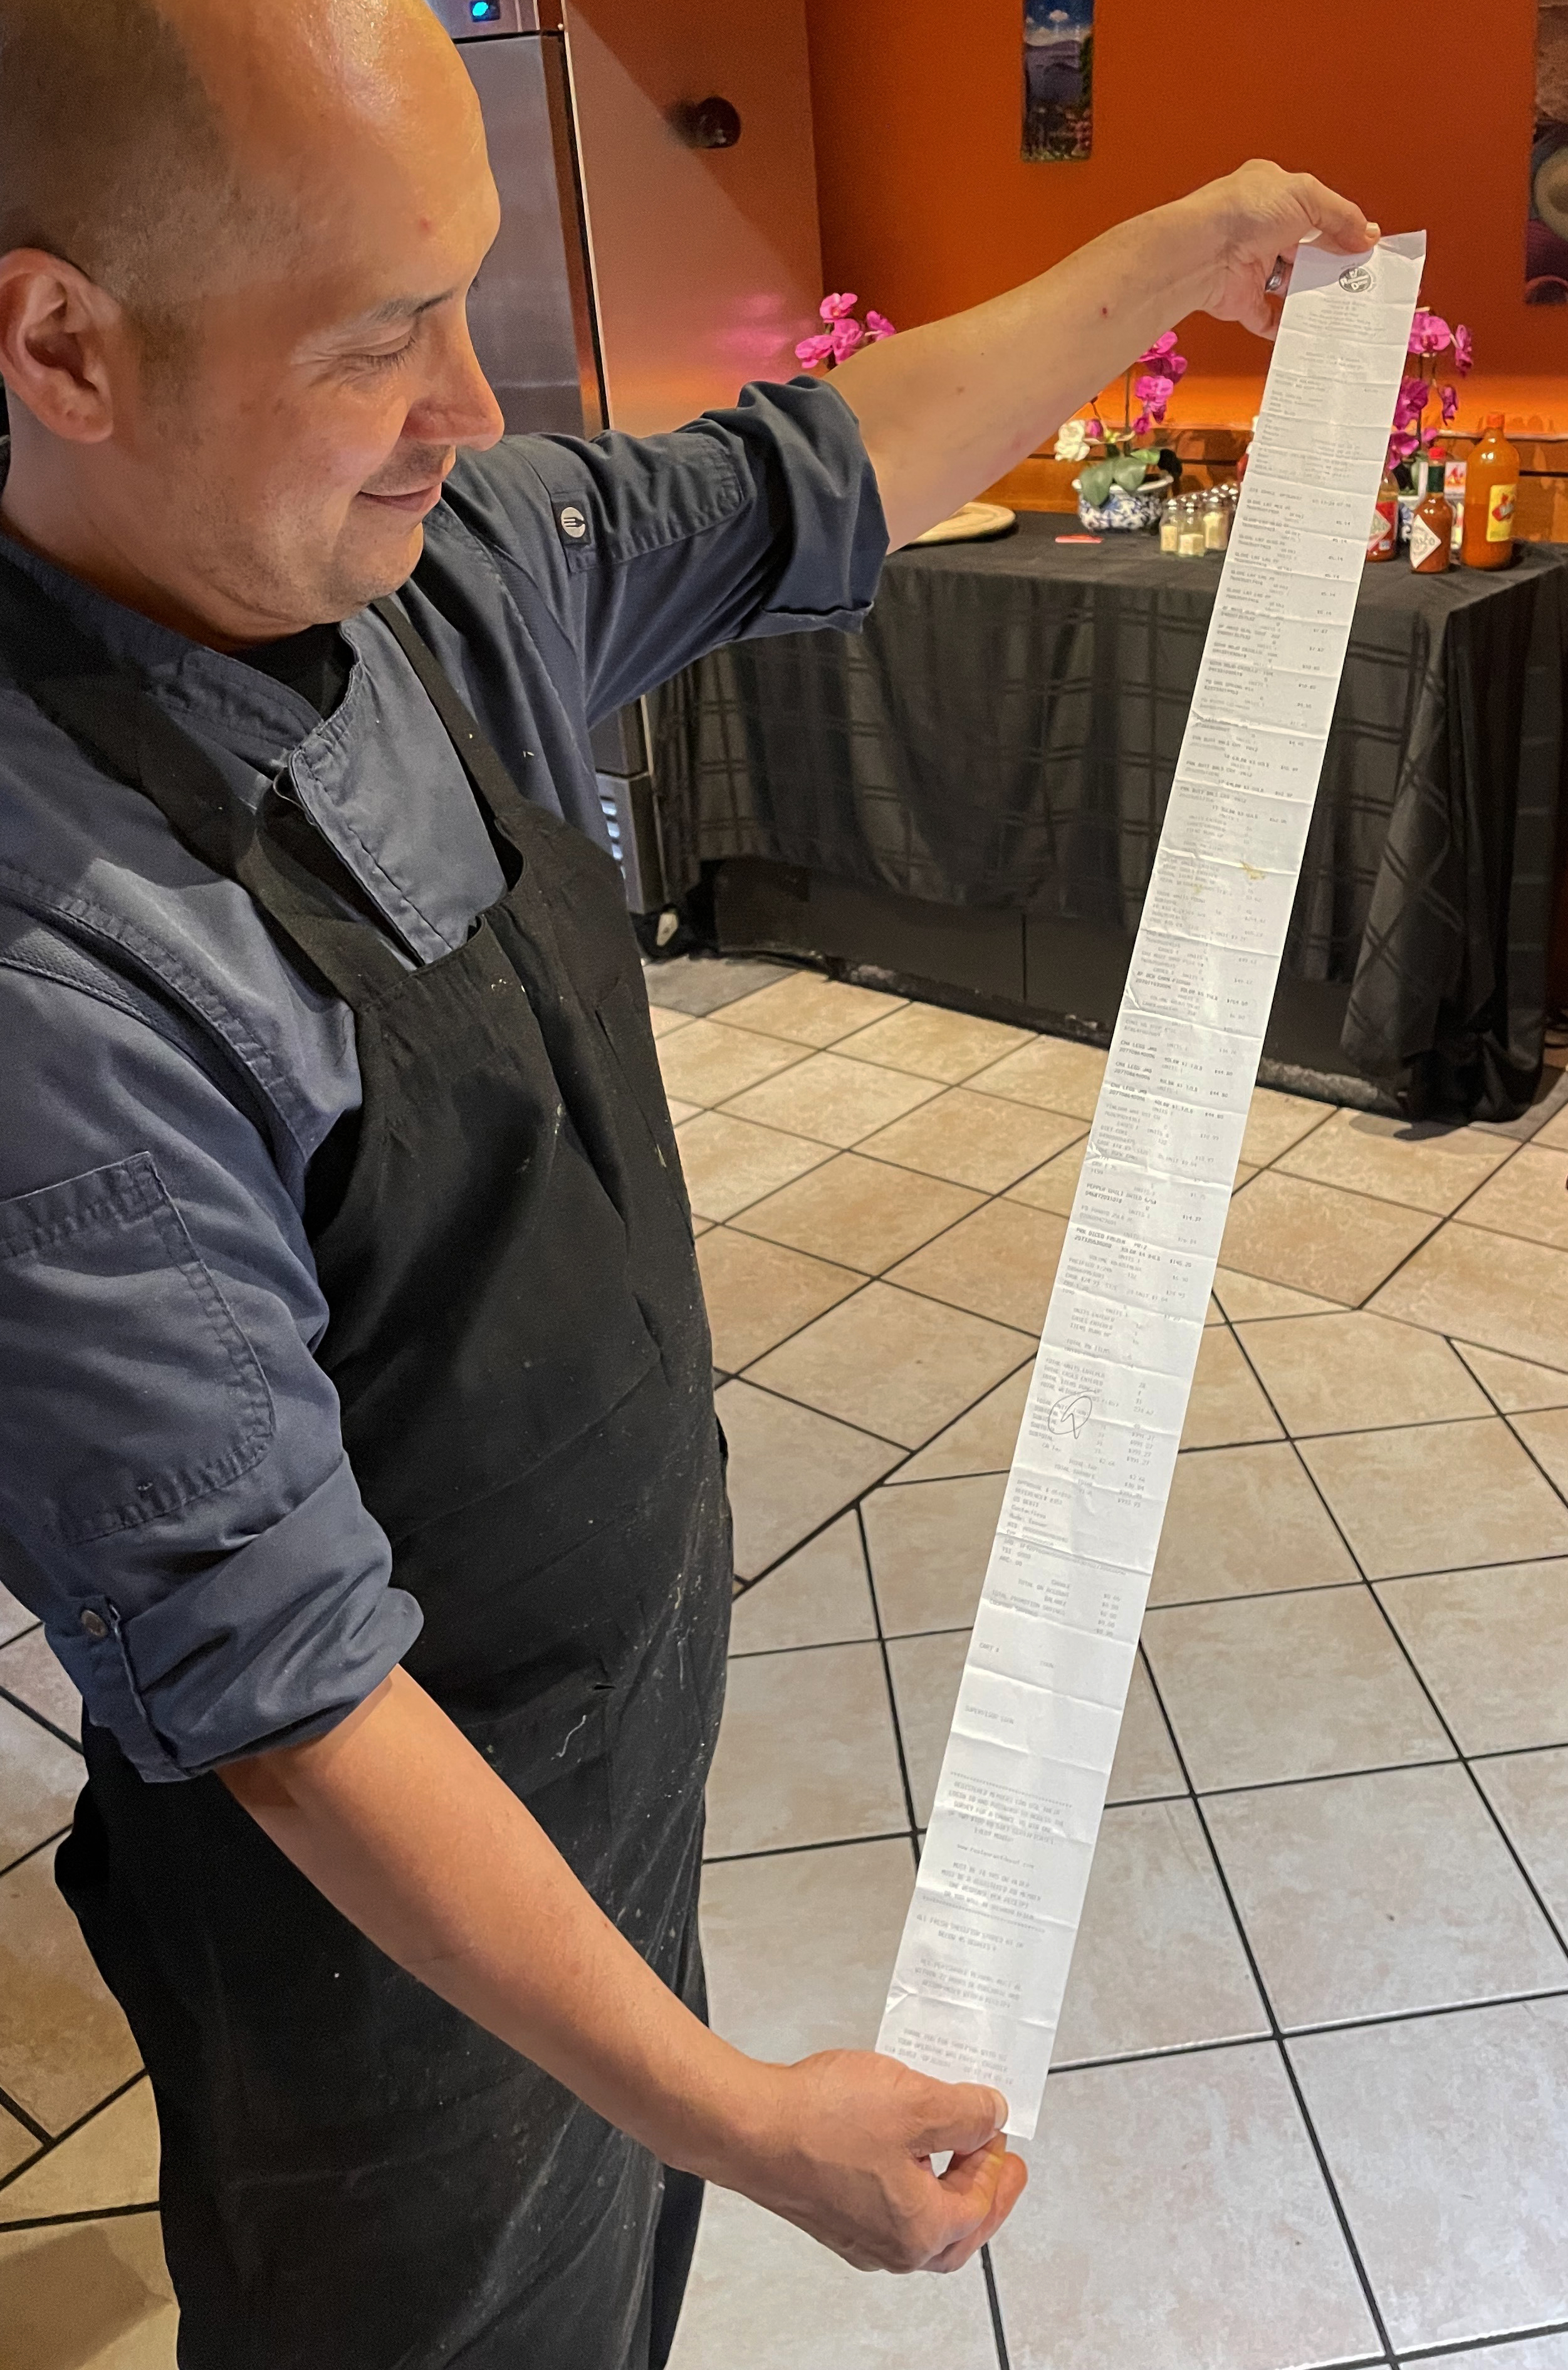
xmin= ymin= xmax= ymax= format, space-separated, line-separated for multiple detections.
xmin=649 ymin=519 xmax=1568 ymax=1119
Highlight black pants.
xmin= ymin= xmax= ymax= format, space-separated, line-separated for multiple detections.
xmin=59 ymin=1726 xmax=708 ymax=2370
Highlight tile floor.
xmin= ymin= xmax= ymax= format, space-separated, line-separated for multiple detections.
xmin=6 ymin=956 xmax=1568 ymax=2369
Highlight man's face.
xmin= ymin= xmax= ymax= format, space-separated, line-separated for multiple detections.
xmin=107 ymin=17 xmax=506 ymax=641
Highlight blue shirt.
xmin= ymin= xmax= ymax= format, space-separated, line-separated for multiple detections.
xmin=0 ymin=377 xmax=885 ymax=1782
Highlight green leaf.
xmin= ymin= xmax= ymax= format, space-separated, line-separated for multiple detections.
xmin=1079 ymin=460 xmax=1114 ymax=506
xmin=1110 ymin=452 xmax=1151 ymax=492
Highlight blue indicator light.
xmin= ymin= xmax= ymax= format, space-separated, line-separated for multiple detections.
xmin=471 ymin=2 xmax=499 ymax=18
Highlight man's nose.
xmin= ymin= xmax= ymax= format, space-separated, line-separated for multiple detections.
xmin=414 ymin=318 xmax=506 ymax=453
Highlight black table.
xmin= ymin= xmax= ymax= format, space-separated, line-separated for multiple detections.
xmin=648 ymin=518 xmax=1568 ymax=1119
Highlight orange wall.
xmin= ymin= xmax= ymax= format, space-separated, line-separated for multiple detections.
xmin=802 ymin=0 xmax=1566 ymax=431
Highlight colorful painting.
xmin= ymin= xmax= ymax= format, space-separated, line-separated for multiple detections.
xmin=1528 ymin=2 xmax=1568 ymax=301
xmin=1023 ymin=1 xmax=1094 ymax=163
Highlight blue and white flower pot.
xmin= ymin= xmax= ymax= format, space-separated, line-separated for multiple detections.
xmin=1072 ymin=469 xmax=1173 ymax=533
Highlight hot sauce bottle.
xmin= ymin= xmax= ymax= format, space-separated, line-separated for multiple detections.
xmin=1461 ymin=413 xmax=1520 ymax=570
xmin=1367 ymin=467 xmax=1400 ymax=561
xmin=1409 ymin=461 xmax=1453 ymax=574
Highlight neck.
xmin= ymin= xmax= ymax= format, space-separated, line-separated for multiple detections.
xmin=0 ymin=422 xmax=267 ymax=652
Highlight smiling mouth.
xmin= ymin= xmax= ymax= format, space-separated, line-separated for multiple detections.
xmin=357 ymin=482 xmax=446 ymax=518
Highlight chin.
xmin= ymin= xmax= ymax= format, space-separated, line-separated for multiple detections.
xmin=329 ymin=523 xmax=429 ymax=619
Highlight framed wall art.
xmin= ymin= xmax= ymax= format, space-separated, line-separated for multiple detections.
xmin=1023 ymin=1 xmax=1094 ymax=162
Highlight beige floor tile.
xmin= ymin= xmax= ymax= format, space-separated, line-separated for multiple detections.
xmin=1236 ymin=1310 xmax=1489 ymax=1438
xmin=714 ymin=972 xmax=905 ymax=1048
xmin=1290 ymin=1999 xmax=1568 ymax=2352
xmin=0 ymin=1846 xmax=139 ymax=2134
xmin=1143 ymin=1588 xmax=1453 ymax=1790
xmin=0 ymin=2104 xmax=36 ymax=2183
xmin=1302 ymin=1417 xmax=1568 ymax=1581
xmin=966 ymin=1033 xmax=1108 ymax=1120
xmin=642 ymin=954 xmax=793 ymax=1018
xmin=862 ymin=1474 xmax=1007 ymax=1637
xmin=647 ymin=1005 xmax=693 ymax=1041
xmin=731 ymin=1152 xmax=983 ymax=1275
xmin=674 ymin=1112 xmax=832 ymax=1223
xmin=859 ymin=1087 xmax=1084 ymax=1195
xmin=886 ymin=1630 xmax=968 ymax=1826
xmin=1006 ymin=1136 xmax=1085 ymax=1217
xmin=713 ymin=1381 xmax=901 ymax=1581
xmin=1371 ymin=1223 xmax=1568 ymax=1371
xmin=669 ymin=2181 xmax=993 ymax=2370
xmin=745 ymin=1283 xmax=1032 ymax=1451
xmin=704 ymin=1642 xmax=906 ymax=1857
xmin=1208 ymin=1763 xmax=1565 ymax=2030
xmin=992 ymin=2045 xmax=1377 ymax=2370
xmin=886 ymin=1199 xmax=1067 ymax=1333
xmin=1107 ymin=1661 xmax=1185 ymax=1804
xmin=1539 ymin=1098 xmax=1568 ymax=1151
xmin=0 ymin=2212 xmax=176 ymax=2370
xmin=1147 ymin=1443 xmax=1357 ymax=1607
xmin=654 ymin=1016 xmax=807 ymax=1108
xmin=726 ymin=1514 xmax=876 ymax=1655
xmin=1211 ymin=1267 xmax=1347 ymax=1320
xmin=0 ymin=1631 xmax=80 ymax=1741
xmin=719 ymin=1052 xmax=940 ymax=1151
xmin=0 ymin=2080 xmax=159 ymax=2223
xmin=1275 ymin=1107 xmax=1515 ymax=1214
xmin=1239 ymin=1085 xmax=1330 ymax=1167
xmin=1220 ymin=1171 xmax=1437 ymax=1305
xmin=1515 ymin=1406 xmax=1568 ymax=1495
xmin=1460 ymin=1142 xmax=1568 ymax=1250
xmin=696 ymin=1228 xmax=860 ymax=1372
xmin=1179 ymin=1327 xmax=1282 ymax=1450
xmin=1455 ymin=1339 xmax=1568 ymax=1411
xmin=701 ymin=1837 xmax=913 ymax=2064
xmin=889 ymin=1367 xmax=1031 ymax=1485
xmin=0 ymin=1698 xmax=81 ymax=1875
xmin=834 ymin=1003 xmax=1035 ymax=1083
xmin=1053 ymin=1800 xmax=1265 ymax=2067
xmin=1474 ymin=1748 xmax=1568 ymax=1932
xmin=1379 ymin=1559 xmax=1568 ymax=1753
xmin=0 ymin=1585 xmax=34 ymax=1648
xmin=666 ymin=1097 xmax=701 ymax=1127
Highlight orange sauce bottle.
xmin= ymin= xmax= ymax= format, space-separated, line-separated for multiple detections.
xmin=1460 ymin=414 xmax=1520 ymax=570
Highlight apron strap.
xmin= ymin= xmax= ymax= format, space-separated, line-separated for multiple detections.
xmin=372 ymin=593 xmax=541 ymax=850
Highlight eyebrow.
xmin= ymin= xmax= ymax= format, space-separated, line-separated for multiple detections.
xmin=347 ymin=286 xmax=462 ymax=333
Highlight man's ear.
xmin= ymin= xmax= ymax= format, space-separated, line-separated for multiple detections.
xmin=0 ymin=249 xmax=122 ymax=444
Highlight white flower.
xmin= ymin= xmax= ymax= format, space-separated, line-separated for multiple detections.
xmin=1053 ymin=417 xmax=1093 ymax=461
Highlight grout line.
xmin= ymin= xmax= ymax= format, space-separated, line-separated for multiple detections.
xmin=0 ymin=2198 xmax=160 ymax=2234
xmin=858 ymin=1501 xmax=924 ymax=1845
xmin=0 ymin=1683 xmax=81 ymax=1757
xmin=0 ymin=2069 xmax=150 ymax=2198
xmin=1137 ymin=1651 xmax=1401 ymax=2364
xmin=702 ymin=1829 xmax=912 ymax=1869
xmin=981 ymin=2240 xmax=1012 ymax=2370
xmin=1400 ymin=2317 xmax=1568 ymax=2362
xmin=0 ymin=2084 xmax=50 ymax=2151
xmin=0 ymin=1820 xmax=71 ymax=1887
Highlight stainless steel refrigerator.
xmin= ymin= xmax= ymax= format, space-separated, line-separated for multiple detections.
xmin=426 ymin=0 xmax=825 ymax=914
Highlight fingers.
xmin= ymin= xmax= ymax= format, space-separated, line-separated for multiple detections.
xmin=925 ymin=2143 xmax=1030 ymax=2275
xmin=910 ymin=2079 xmax=1008 ymax=2158
xmin=1293 ymin=170 xmax=1379 ymax=255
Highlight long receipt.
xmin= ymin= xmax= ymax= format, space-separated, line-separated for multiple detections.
xmin=876 ymin=233 xmax=1426 ymax=2138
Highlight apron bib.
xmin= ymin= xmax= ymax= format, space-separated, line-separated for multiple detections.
xmin=21 ymin=572 xmax=733 ymax=2370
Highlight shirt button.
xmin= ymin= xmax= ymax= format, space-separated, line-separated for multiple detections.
xmin=80 ymin=1608 xmax=108 ymax=1640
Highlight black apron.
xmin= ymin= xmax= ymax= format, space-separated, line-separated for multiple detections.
xmin=26 ymin=575 xmax=733 ymax=2369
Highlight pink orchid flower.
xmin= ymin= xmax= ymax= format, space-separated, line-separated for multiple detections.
xmin=829 ymin=316 xmax=864 ymax=362
xmin=1084 ymin=415 xmax=1105 ymax=439
xmin=1453 ymin=323 xmax=1473 ymax=373
xmin=1139 ymin=331 xmax=1180 ymax=363
xmin=1439 ymin=382 xmax=1460 ymax=424
xmin=1132 ymin=409 xmax=1154 ymax=438
xmin=1392 ymin=376 xmax=1429 ymax=429
xmin=864 ymin=309 xmax=897 ymax=341
xmin=1388 ymin=426 xmax=1420 ymax=466
xmin=818 ymin=292 xmax=859 ymax=321
xmin=1407 ymin=308 xmax=1453 ymax=357
xmin=794 ymin=331 xmax=835 ymax=367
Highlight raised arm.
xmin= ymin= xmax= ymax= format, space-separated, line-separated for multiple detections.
xmin=830 ymin=159 xmax=1380 ymax=549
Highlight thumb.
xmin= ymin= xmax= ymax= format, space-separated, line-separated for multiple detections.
xmin=912 ymin=2080 xmax=1008 ymax=2158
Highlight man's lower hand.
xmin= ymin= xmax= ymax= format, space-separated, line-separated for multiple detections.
xmin=714 ymin=2049 xmax=1028 ymax=2274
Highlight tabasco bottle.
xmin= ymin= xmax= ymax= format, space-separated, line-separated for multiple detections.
xmin=1409 ymin=462 xmax=1453 ymax=574
xmin=1461 ymin=413 xmax=1520 ymax=570
xmin=1367 ymin=468 xmax=1399 ymax=561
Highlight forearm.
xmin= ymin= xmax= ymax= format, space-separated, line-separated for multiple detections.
xmin=832 ymin=193 xmax=1217 ymax=546
xmin=219 ymin=1666 xmax=762 ymax=2179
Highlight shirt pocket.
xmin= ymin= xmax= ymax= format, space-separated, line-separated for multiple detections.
xmin=0 ymin=1152 xmax=275 ymax=1547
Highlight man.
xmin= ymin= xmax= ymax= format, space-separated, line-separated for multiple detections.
xmin=0 ymin=0 xmax=1376 ymax=2358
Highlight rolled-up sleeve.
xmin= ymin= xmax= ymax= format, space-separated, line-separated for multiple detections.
xmin=0 ymin=965 xmax=421 ymax=1780
xmin=442 ymin=374 xmax=889 ymax=722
